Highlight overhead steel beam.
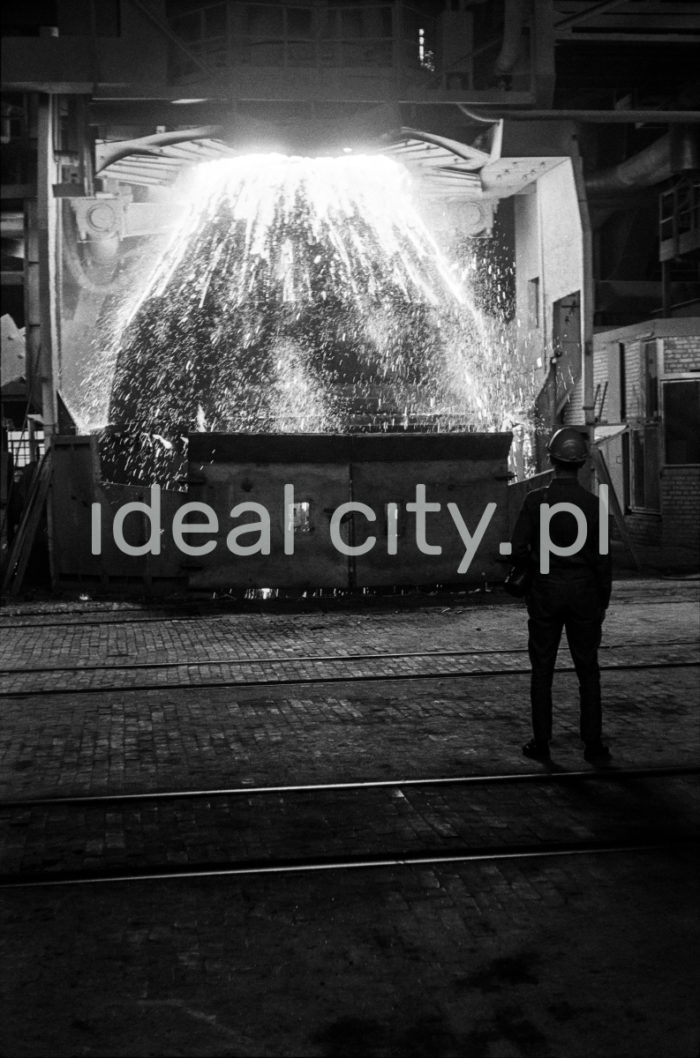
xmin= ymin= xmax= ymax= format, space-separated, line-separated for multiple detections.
xmin=554 ymin=0 xmax=631 ymax=32
xmin=553 ymin=32 xmax=700 ymax=41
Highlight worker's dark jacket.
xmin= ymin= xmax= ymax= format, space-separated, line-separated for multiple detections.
xmin=510 ymin=478 xmax=612 ymax=608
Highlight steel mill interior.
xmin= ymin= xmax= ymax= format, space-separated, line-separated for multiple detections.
xmin=1 ymin=4 xmax=699 ymax=1058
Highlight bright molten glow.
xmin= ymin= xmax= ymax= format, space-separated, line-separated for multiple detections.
xmin=78 ymin=153 xmax=533 ymax=486
xmin=148 ymin=154 xmax=471 ymax=310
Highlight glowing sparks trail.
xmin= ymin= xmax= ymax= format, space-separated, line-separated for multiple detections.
xmin=145 ymin=154 xmax=472 ymax=310
xmin=81 ymin=153 xmax=527 ymax=486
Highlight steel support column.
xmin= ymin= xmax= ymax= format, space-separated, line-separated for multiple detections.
xmin=36 ymin=93 xmax=60 ymax=441
xmin=570 ymin=136 xmax=597 ymax=488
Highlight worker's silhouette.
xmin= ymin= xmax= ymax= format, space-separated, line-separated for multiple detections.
xmin=510 ymin=428 xmax=613 ymax=764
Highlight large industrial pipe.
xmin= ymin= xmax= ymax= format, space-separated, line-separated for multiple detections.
xmin=586 ymin=127 xmax=700 ymax=195
xmin=494 ymin=0 xmax=524 ymax=80
xmin=585 ymin=134 xmax=672 ymax=195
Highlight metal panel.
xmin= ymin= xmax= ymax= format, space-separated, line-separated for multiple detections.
xmin=51 ymin=436 xmax=103 ymax=581
xmin=186 ymin=460 xmax=351 ymax=590
xmin=351 ymin=458 xmax=511 ymax=587
xmin=52 ymin=433 xmax=515 ymax=590
xmin=187 ymin=432 xmax=514 ymax=590
xmin=189 ymin=433 xmax=351 ymax=465
xmin=51 ymin=436 xmax=186 ymax=586
xmin=188 ymin=431 xmax=512 ymax=464
xmin=96 ymin=482 xmax=188 ymax=582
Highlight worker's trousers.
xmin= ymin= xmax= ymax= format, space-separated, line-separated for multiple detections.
xmin=526 ymin=569 xmax=604 ymax=745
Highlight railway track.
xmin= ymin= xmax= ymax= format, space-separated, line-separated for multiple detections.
xmin=2 ymin=765 xmax=698 ymax=888
xmin=3 ymin=762 xmax=698 ymax=807
xmin=1 ymin=653 xmax=697 ymax=698
xmin=3 ymin=837 xmax=696 ymax=888
xmin=0 ymin=638 xmax=696 ymax=675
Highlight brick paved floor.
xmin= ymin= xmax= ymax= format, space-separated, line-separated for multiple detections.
xmin=1 ymin=851 xmax=698 ymax=1057
xmin=1 ymin=666 xmax=698 ymax=799
xmin=0 ymin=577 xmax=698 ymax=1056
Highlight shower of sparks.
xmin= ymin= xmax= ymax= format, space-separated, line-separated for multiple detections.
xmin=78 ymin=153 xmax=534 ymax=487
xmin=147 ymin=154 xmax=472 ymax=311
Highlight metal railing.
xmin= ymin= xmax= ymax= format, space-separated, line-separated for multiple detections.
xmin=659 ymin=177 xmax=700 ymax=262
xmin=7 ymin=430 xmax=44 ymax=469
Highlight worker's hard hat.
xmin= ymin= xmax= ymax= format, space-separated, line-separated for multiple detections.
xmin=547 ymin=427 xmax=588 ymax=464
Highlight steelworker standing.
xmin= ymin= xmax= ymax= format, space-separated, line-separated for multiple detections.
xmin=510 ymin=427 xmax=613 ymax=765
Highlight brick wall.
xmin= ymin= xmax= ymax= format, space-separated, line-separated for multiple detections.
xmin=625 ymin=340 xmax=643 ymax=420
xmin=660 ymin=336 xmax=699 ymax=553
xmin=661 ymin=467 xmax=700 ymax=552
xmin=589 ymin=324 xmax=699 ymax=560
xmin=593 ymin=347 xmax=607 ymax=392
xmin=625 ymin=511 xmax=662 ymax=547
xmin=663 ymin=336 xmax=700 ymax=374
xmin=562 ymin=377 xmax=585 ymax=425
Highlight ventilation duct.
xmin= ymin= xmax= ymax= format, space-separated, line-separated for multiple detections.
xmin=586 ymin=127 xmax=700 ymax=196
xmin=494 ymin=0 xmax=524 ymax=82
